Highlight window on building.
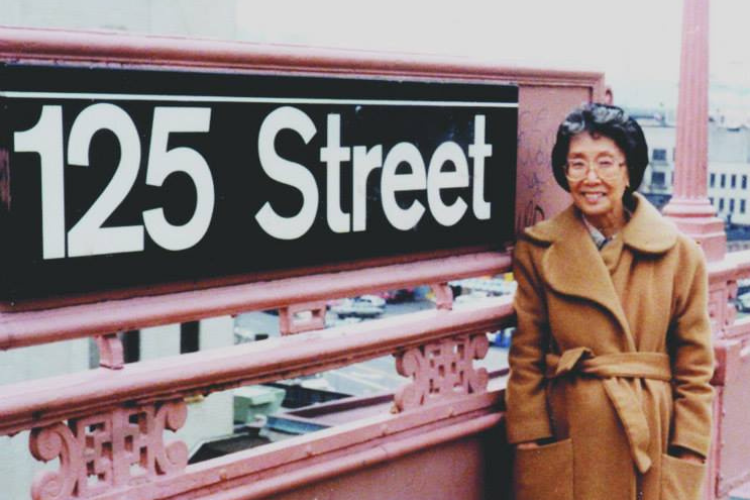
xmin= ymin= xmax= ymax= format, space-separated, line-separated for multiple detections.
xmin=719 ymin=198 xmax=725 ymax=211
xmin=710 ymin=173 xmax=716 ymax=187
xmin=730 ymin=198 xmax=736 ymax=213
xmin=732 ymin=175 xmax=737 ymax=188
xmin=651 ymin=171 xmax=666 ymax=187
xmin=721 ymin=174 xmax=726 ymax=188
xmin=652 ymin=148 xmax=667 ymax=162
xmin=181 ymin=321 xmax=200 ymax=354
xmin=710 ymin=197 xmax=714 ymax=205
xmin=743 ymin=175 xmax=748 ymax=190
xmin=742 ymin=200 xmax=747 ymax=214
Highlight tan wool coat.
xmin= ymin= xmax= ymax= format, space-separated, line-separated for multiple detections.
xmin=506 ymin=194 xmax=714 ymax=500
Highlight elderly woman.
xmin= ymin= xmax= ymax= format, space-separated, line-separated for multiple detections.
xmin=506 ymin=103 xmax=714 ymax=500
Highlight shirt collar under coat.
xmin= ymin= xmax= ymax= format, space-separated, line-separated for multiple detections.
xmin=521 ymin=193 xmax=678 ymax=351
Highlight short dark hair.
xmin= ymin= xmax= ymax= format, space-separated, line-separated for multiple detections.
xmin=551 ymin=103 xmax=649 ymax=193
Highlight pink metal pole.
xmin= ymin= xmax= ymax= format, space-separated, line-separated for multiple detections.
xmin=663 ymin=0 xmax=726 ymax=261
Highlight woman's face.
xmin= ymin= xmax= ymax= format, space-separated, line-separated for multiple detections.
xmin=566 ymin=132 xmax=630 ymax=222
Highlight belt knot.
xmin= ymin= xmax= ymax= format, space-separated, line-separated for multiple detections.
xmin=545 ymin=348 xmax=672 ymax=474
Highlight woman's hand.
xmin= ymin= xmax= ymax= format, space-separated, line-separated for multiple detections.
xmin=669 ymin=446 xmax=705 ymax=464
xmin=516 ymin=440 xmax=541 ymax=451
xmin=516 ymin=437 xmax=556 ymax=450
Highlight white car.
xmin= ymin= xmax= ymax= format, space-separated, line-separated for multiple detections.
xmin=331 ymin=295 xmax=386 ymax=318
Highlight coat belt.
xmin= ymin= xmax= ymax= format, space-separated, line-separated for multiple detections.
xmin=545 ymin=347 xmax=672 ymax=474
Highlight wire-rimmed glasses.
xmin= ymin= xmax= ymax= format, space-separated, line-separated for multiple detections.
xmin=565 ymin=157 xmax=625 ymax=181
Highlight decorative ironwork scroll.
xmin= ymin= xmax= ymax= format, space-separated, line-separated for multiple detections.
xmin=29 ymin=400 xmax=188 ymax=500
xmin=394 ymin=334 xmax=489 ymax=411
xmin=709 ymin=275 xmax=738 ymax=337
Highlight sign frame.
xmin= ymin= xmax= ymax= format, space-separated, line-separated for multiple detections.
xmin=0 ymin=63 xmax=518 ymax=309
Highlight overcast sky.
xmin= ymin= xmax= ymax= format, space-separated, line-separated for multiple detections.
xmin=236 ymin=0 xmax=749 ymax=114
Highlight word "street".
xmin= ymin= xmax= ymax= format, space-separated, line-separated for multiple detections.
xmin=256 ymin=106 xmax=494 ymax=240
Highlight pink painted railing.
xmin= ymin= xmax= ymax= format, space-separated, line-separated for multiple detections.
xmin=705 ymin=252 xmax=750 ymax=499
xmin=0 ymin=252 xmax=511 ymax=350
xmin=1 ymin=251 xmax=515 ymax=500
xmin=0 ymin=256 xmax=514 ymax=432
xmin=664 ymin=1 xmax=750 ymax=498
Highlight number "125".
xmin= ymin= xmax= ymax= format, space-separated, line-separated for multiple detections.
xmin=15 ymin=103 xmax=215 ymax=259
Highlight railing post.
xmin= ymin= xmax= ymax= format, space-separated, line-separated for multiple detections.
xmin=662 ymin=0 xmax=726 ymax=262
xmin=661 ymin=3 xmax=743 ymax=499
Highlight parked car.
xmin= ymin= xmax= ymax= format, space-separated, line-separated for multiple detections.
xmin=376 ymin=288 xmax=416 ymax=304
xmin=331 ymin=295 xmax=386 ymax=318
xmin=455 ymin=291 xmax=493 ymax=305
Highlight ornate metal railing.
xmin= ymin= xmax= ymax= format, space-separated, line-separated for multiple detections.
xmin=706 ymin=251 xmax=750 ymax=499
xmin=0 ymin=252 xmax=514 ymax=500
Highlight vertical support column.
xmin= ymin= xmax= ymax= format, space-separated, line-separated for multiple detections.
xmin=430 ymin=282 xmax=454 ymax=311
xmin=663 ymin=3 xmax=739 ymax=499
xmin=96 ymin=333 xmax=124 ymax=369
xmin=663 ymin=0 xmax=726 ymax=262
xmin=279 ymin=302 xmax=328 ymax=335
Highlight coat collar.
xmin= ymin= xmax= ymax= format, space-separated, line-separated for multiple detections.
xmin=524 ymin=193 xmax=678 ymax=254
xmin=522 ymin=194 xmax=677 ymax=350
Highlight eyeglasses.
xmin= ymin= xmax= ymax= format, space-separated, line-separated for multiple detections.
xmin=565 ymin=158 xmax=625 ymax=181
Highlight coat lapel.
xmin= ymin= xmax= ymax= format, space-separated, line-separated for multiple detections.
xmin=522 ymin=194 xmax=678 ymax=350
xmin=530 ymin=207 xmax=635 ymax=349
xmin=621 ymin=194 xmax=678 ymax=254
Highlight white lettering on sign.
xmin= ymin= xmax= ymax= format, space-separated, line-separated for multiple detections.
xmin=143 ymin=107 xmax=215 ymax=251
xmin=427 ymin=141 xmax=469 ymax=227
xmin=67 ymin=103 xmax=145 ymax=257
xmin=320 ymin=114 xmax=351 ymax=234
xmin=255 ymin=106 xmax=319 ymax=241
xmin=469 ymin=115 xmax=493 ymax=220
xmin=352 ymin=145 xmax=383 ymax=233
xmin=255 ymin=107 xmax=493 ymax=239
xmin=381 ymin=142 xmax=427 ymax=231
xmin=14 ymin=104 xmax=214 ymax=259
xmin=14 ymin=105 xmax=66 ymax=259
xmin=13 ymin=103 xmax=495 ymax=258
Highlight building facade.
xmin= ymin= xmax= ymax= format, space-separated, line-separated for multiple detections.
xmin=640 ymin=116 xmax=750 ymax=226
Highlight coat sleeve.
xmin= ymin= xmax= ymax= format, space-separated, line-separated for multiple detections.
xmin=505 ymin=238 xmax=554 ymax=444
xmin=669 ymin=239 xmax=715 ymax=458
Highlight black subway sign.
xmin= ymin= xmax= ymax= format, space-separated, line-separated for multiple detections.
xmin=0 ymin=64 xmax=518 ymax=305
